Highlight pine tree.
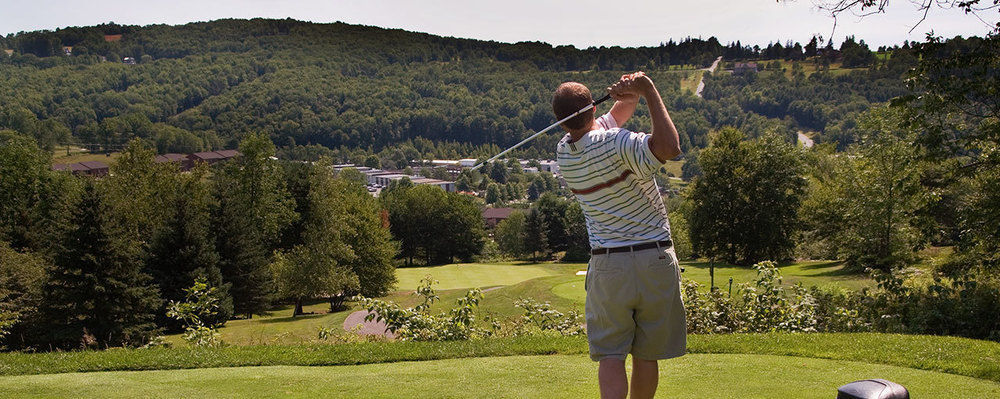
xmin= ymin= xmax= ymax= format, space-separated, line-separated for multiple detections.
xmin=41 ymin=181 xmax=161 ymax=349
xmin=214 ymin=132 xmax=297 ymax=318
xmin=147 ymin=166 xmax=231 ymax=330
xmin=524 ymin=208 xmax=550 ymax=261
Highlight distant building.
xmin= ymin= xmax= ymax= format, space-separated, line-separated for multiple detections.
xmin=78 ymin=161 xmax=109 ymax=176
xmin=482 ymin=207 xmax=515 ymax=228
xmin=459 ymin=159 xmax=477 ymax=168
xmin=123 ymin=57 xmax=137 ymax=65
xmin=188 ymin=150 xmax=240 ymax=165
xmin=733 ymin=62 xmax=758 ymax=75
xmin=52 ymin=161 xmax=109 ymax=177
xmin=3 ymin=49 xmax=13 ymax=57
xmin=214 ymin=149 xmax=240 ymax=159
xmin=62 ymin=46 xmax=73 ymax=56
xmin=154 ymin=153 xmax=193 ymax=170
xmin=332 ymin=164 xmax=455 ymax=193
xmin=103 ymin=34 xmax=122 ymax=42
xmin=538 ymin=160 xmax=560 ymax=175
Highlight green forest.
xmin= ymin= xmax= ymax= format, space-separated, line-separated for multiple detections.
xmin=2 ymin=16 xmax=1000 ymax=353
xmin=2 ymin=18 xmax=916 ymax=161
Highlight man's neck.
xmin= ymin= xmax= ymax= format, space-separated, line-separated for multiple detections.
xmin=567 ymin=119 xmax=598 ymax=143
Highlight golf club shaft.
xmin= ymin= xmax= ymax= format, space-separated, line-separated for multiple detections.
xmin=470 ymin=93 xmax=612 ymax=171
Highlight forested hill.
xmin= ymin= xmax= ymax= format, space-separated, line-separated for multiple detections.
xmin=1 ymin=18 xmax=914 ymax=159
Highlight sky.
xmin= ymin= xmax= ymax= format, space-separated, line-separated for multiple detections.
xmin=0 ymin=0 xmax=992 ymax=48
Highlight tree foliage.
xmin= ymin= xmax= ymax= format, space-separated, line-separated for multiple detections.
xmin=41 ymin=181 xmax=162 ymax=349
xmin=213 ymin=132 xmax=297 ymax=317
xmin=688 ymin=128 xmax=805 ymax=265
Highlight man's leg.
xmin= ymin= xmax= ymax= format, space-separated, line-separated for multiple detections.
xmin=630 ymin=358 xmax=659 ymax=399
xmin=598 ymin=358 xmax=628 ymax=399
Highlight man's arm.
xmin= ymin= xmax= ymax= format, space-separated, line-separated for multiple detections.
xmin=609 ymin=72 xmax=682 ymax=162
xmin=608 ymin=74 xmax=639 ymax=126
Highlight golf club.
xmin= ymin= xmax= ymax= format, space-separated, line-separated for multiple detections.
xmin=470 ymin=93 xmax=612 ymax=171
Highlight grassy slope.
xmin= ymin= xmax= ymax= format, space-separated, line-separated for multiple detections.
xmin=4 ymin=353 xmax=998 ymax=398
xmin=395 ymin=262 xmax=565 ymax=291
xmin=5 ymin=334 xmax=999 ymax=383
xmin=551 ymin=260 xmax=870 ymax=304
xmin=174 ymin=260 xmax=868 ymax=346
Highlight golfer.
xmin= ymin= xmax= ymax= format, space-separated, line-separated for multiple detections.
xmin=553 ymin=72 xmax=685 ymax=399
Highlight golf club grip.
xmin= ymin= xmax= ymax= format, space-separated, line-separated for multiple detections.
xmin=594 ymin=93 xmax=612 ymax=106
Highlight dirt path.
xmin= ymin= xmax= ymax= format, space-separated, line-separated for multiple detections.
xmin=343 ymin=310 xmax=394 ymax=338
xmin=695 ymin=56 xmax=723 ymax=98
xmin=797 ymin=131 xmax=815 ymax=148
xmin=343 ymin=287 xmax=503 ymax=337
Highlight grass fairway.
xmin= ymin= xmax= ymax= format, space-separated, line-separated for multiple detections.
xmin=552 ymin=260 xmax=869 ymax=304
xmin=4 ymin=353 xmax=998 ymax=398
xmin=395 ymin=262 xmax=569 ymax=291
xmin=166 ymin=260 xmax=867 ymax=346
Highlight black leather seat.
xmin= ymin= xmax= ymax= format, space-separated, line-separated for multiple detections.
xmin=837 ymin=379 xmax=909 ymax=399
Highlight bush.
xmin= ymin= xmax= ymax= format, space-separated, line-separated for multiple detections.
xmin=683 ymin=261 xmax=818 ymax=334
xmin=513 ymin=299 xmax=584 ymax=336
xmin=166 ymin=278 xmax=224 ymax=348
xmin=355 ymin=277 xmax=489 ymax=341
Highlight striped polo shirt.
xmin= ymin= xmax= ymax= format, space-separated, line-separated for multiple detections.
xmin=556 ymin=113 xmax=671 ymax=249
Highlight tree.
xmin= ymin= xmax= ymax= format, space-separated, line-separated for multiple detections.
xmin=809 ymin=1 xmax=999 ymax=33
xmin=495 ymin=211 xmax=527 ymax=258
xmin=214 ymin=132 xmax=297 ymax=317
xmin=0 ymin=242 xmax=46 ymax=349
xmin=563 ymin=202 xmax=591 ymax=261
xmin=524 ymin=208 xmax=550 ymax=261
xmin=102 ymin=140 xmax=175 ymax=255
xmin=363 ymin=154 xmax=381 ymax=169
xmin=335 ymin=169 xmax=397 ymax=300
xmin=273 ymin=160 xmax=396 ymax=315
xmin=534 ymin=193 xmax=570 ymax=252
xmin=146 ymin=165 xmax=232 ymax=330
xmin=271 ymin=160 xmax=356 ymax=316
xmin=688 ymin=128 xmax=805 ymax=265
xmin=801 ymin=107 xmax=926 ymax=271
xmin=382 ymin=184 xmax=485 ymax=265
xmin=0 ymin=131 xmax=56 ymax=251
xmin=41 ymin=181 xmax=162 ymax=349
xmin=485 ymin=183 xmax=502 ymax=205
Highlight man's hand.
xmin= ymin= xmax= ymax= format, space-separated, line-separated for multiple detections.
xmin=607 ymin=71 xmax=650 ymax=102
xmin=609 ymin=72 xmax=682 ymax=163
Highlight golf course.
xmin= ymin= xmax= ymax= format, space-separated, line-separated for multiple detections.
xmin=2 ymin=261 xmax=998 ymax=398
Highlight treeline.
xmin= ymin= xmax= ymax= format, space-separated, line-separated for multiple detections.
xmin=0 ymin=18 xmax=917 ymax=159
xmin=0 ymin=131 xmax=405 ymax=350
xmin=680 ymin=36 xmax=1000 ymax=275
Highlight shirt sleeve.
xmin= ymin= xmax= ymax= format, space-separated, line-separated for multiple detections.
xmin=615 ymin=129 xmax=664 ymax=179
xmin=596 ymin=113 xmax=617 ymax=130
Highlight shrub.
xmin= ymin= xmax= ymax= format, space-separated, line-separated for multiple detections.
xmin=166 ymin=278 xmax=224 ymax=348
xmin=355 ymin=276 xmax=490 ymax=341
xmin=683 ymin=261 xmax=818 ymax=334
xmin=513 ymin=299 xmax=584 ymax=336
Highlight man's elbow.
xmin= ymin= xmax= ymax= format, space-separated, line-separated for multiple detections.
xmin=653 ymin=141 xmax=681 ymax=162
xmin=663 ymin=143 xmax=682 ymax=161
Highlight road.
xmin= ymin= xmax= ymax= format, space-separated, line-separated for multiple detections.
xmin=695 ymin=56 xmax=723 ymax=98
xmin=797 ymin=131 xmax=815 ymax=148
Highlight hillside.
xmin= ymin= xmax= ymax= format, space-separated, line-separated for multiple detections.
xmin=1 ymin=19 xmax=910 ymax=159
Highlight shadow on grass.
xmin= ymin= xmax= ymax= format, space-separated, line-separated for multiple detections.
xmin=256 ymin=313 xmax=329 ymax=325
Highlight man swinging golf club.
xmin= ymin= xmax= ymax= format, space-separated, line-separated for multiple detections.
xmin=553 ymin=72 xmax=685 ymax=399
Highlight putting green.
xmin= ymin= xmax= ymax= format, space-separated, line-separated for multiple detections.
xmin=395 ymin=263 xmax=562 ymax=291
xmin=3 ymin=354 xmax=997 ymax=398
xmin=551 ymin=277 xmax=587 ymax=304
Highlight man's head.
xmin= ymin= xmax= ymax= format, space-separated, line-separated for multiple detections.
xmin=552 ymin=82 xmax=595 ymax=132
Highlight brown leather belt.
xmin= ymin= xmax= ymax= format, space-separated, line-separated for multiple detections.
xmin=591 ymin=240 xmax=673 ymax=255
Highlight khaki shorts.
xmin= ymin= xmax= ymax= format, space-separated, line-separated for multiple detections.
xmin=585 ymin=245 xmax=686 ymax=361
